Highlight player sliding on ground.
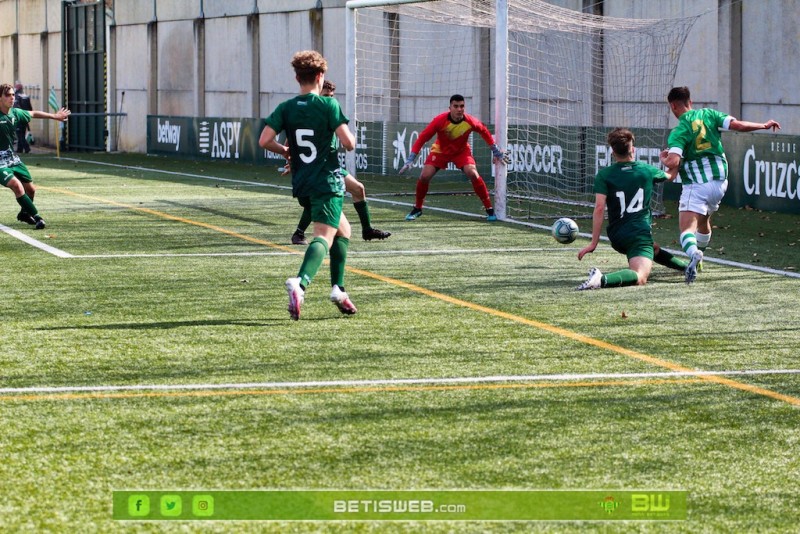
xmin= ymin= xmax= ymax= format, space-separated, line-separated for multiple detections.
xmin=399 ymin=94 xmax=509 ymax=221
xmin=577 ymin=128 xmax=687 ymax=290
xmin=289 ymin=79 xmax=390 ymax=245
xmin=260 ymin=51 xmax=358 ymax=320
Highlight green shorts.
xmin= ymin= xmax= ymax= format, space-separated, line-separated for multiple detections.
xmin=609 ymin=228 xmax=655 ymax=261
xmin=0 ymin=163 xmax=32 ymax=187
xmin=297 ymin=192 xmax=344 ymax=229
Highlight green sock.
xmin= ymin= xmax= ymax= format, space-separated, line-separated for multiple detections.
xmin=329 ymin=236 xmax=350 ymax=288
xmin=654 ymin=249 xmax=688 ymax=271
xmin=296 ymin=208 xmax=312 ymax=234
xmin=297 ymin=237 xmax=328 ymax=288
xmin=353 ymin=200 xmax=372 ymax=230
xmin=16 ymin=194 xmax=38 ymax=216
xmin=602 ymin=269 xmax=639 ymax=288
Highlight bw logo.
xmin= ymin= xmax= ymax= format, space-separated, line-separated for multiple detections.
xmin=631 ymin=493 xmax=670 ymax=512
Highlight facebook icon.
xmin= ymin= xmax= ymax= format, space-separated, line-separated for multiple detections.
xmin=128 ymin=495 xmax=150 ymax=516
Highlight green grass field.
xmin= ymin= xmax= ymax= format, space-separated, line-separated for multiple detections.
xmin=1 ymin=152 xmax=799 ymax=532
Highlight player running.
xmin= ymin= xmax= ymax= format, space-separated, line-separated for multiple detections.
xmin=0 ymin=82 xmax=71 ymax=229
xmin=289 ymin=79 xmax=390 ymax=245
xmin=260 ymin=51 xmax=358 ymax=320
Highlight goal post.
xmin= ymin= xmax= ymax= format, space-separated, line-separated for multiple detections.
xmin=494 ymin=0 xmax=508 ymax=220
xmin=346 ymin=0 xmax=699 ymax=223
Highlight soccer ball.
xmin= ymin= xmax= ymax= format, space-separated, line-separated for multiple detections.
xmin=551 ymin=217 xmax=579 ymax=244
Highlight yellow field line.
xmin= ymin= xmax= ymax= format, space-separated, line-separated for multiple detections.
xmin=41 ymin=186 xmax=298 ymax=253
xmin=40 ymin=186 xmax=800 ymax=406
xmin=0 ymin=378 xmax=705 ymax=403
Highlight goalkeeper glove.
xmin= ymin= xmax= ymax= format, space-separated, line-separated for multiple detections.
xmin=491 ymin=144 xmax=511 ymax=164
xmin=399 ymin=152 xmax=417 ymax=175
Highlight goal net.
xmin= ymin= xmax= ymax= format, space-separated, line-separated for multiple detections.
xmin=347 ymin=0 xmax=699 ymax=222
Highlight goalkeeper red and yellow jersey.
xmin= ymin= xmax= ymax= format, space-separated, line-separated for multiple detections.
xmin=411 ymin=112 xmax=496 ymax=157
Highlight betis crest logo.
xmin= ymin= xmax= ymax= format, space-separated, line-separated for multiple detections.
xmin=599 ymin=495 xmax=620 ymax=515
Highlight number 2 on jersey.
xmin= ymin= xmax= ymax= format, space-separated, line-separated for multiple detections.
xmin=691 ymin=119 xmax=712 ymax=151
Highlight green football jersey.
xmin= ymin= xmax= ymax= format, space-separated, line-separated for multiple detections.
xmin=0 ymin=107 xmax=31 ymax=153
xmin=667 ymin=108 xmax=730 ymax=184
xmin=594 ymin=160 xmax=667 ymax=238
xmin=265 ymin=93 xmax=348 ymax=198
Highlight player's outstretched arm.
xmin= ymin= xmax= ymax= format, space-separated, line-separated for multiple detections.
xmin=32 ymin=108 xmax=70 ymax=122
xmin=729 ymin=118 xmax=781 ymax=132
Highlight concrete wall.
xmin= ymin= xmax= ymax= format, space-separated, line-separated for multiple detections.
xmin=0 ymin=0 xmax=798 ymax=152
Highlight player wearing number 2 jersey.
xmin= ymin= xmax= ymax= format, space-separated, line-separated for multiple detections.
xmin=577 ymin=128 xmax=687 ymax=290
xmin=660 ymin=86 xmax=781 ymax=283
xmin=259 ymin=50 xmax=358 ymax=320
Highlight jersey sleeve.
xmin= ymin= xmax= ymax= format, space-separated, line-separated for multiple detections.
xmin=14 ymin=108 xmax=32 ymax=127
xmin=666 ymin=118 xmax=692 ymax=153
xmin=264 ymin=102 xmax=286 ymax=134
xmin=411 ymin=113 xmax=446 ymax=153
xmin=326 ymin=97 xmax=349 ymax=130
xmin=650 ymin=165 xmax=668 ymax=183
xmin=465 ymin=114 xmax=496 ymax=146
xmin=593 ymin=169 xmax=609 ymax=195
xmin=708 ymin=109 xmax=732 ymax=130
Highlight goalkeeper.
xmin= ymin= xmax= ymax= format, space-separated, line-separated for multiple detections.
xmin=399 ymin=94 xmax=508 ymax=221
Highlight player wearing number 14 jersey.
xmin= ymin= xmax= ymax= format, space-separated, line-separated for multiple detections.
xmin=576 ymin=128 xmax=687 ymax=290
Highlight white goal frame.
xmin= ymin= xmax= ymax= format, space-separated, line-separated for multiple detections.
xmin=346 ymin=0 xmax=698 ymax=223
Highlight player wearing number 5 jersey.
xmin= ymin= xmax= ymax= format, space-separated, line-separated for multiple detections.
xmin=577 ymin=128 xmax=687 ymax=290
xmin=660 ymin=86 xmax=781 ymax=283
xmin=260 ymin=50 xmax=358 ymax=320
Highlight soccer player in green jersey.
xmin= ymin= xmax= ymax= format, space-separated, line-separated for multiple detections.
xmin=289 ymin=79 xmax=391 ymax=245
xmin=577 ymin=128 xmax=687 ymax=290
xmin=0 ymin=82 xmax=71 ymax=229
xmin=660 ymin=86 xmax=781 ymax=283
xmin=259 ymin=51 xmax=358 ymax=320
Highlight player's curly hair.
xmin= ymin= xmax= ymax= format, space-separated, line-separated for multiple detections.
xmin=291 ymin=50 xmax=327 ymax=85
xmin=0 ymin=83 xmax=14 ymax=96
xmin=322 ymin=80 xmax=336 ymax=93
xmin=607 ymin=127 xmax=634 ymax=157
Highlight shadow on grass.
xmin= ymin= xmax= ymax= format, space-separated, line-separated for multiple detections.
xmin=34 ymin=319 xmax=292 ymax=330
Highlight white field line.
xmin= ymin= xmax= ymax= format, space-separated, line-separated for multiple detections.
xmin=73 ymin=247 xmax=577 ymax=259
xmin=22 ymin=157 xmax=800 ymax=279
xmin=2 ymin=368 xmax=799 ymax=395
xmin=0 ymin=223 xmax=73 ymax=258
xmin=59 ymin=157 xmax=294 ymax=192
